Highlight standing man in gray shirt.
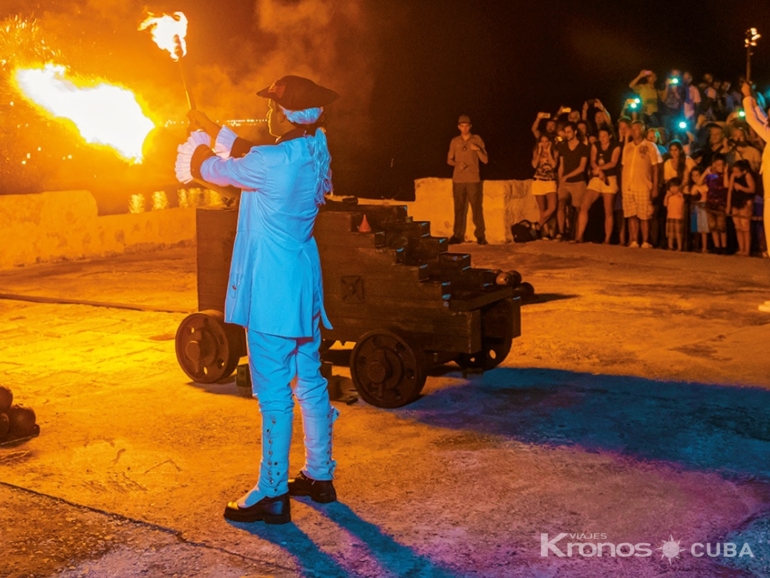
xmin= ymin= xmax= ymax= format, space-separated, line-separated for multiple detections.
xmin=447 ymin=114 xmax=489 ymax=244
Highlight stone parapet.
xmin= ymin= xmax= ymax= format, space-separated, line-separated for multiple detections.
xmin=0 ymin=191 xmax=195 ymax=269
xmin=408 ymin=178 xmax=540 ymax=243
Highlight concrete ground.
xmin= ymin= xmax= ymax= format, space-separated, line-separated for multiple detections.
xmin=1 ymin=241 xmax=770 ymax=577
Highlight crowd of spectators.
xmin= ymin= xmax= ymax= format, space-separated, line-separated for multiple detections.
xmin=529 ymin=69 xmax=767 ymax=256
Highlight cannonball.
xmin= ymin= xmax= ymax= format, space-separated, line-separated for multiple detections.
xmin=7 ymin=405 xmax=37 ymax=438
xmin=0 ymin=386 xmax=12 ymax=413
xmin=515 ymin=282 xmax=536 ymax=300
xmin=506 ymin=270 xmax=523 ymax=288
xmin=0 ymin=412 xmax=9 ymax=437
xmin=496 ymin=270 xmax=523 ymax=288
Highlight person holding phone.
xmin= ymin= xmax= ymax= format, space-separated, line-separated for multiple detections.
xmin=629 ymin=69 xmax=660 ymax=128
xmin=682 ymin=71 xmax=702 ymax=121
xmin=531 ymin=111 xmax=557 ymax=141
xmin=531 ymin=134 xmax=559 ymax=238
xmin=660 ymin=69 xmax=685 ymax=132
xmin=447 ymin=115 xmax=489 ymax=244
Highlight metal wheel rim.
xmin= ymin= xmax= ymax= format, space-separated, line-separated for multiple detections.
xmin=350 ymin=330 xmax=426 ymax=408
xmin=175 ymin=311 xmax=237 ymax=383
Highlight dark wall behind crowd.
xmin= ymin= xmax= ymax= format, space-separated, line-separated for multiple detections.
xmin=355 ymin=0 xmax=770 ymax=199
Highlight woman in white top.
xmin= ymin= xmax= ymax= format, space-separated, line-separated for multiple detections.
xmin=663 ymin=140 xmax=695 ymax=184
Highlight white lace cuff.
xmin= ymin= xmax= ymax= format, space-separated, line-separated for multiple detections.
xmin=214 ymin=126 xmax=238 ymax=159
xmin=175 ymin=131 xmax=211 ymax=184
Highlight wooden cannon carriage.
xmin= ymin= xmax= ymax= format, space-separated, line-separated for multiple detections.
xmin=175 ymin=200 xmax=525 ymax=407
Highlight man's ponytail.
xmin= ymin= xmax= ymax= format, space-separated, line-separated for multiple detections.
xmin=281 ymin=106 xmax=332 ymax=205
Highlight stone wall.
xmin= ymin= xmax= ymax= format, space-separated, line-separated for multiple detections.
xmin=0 ymin=179 xmax=539 ymax=269
xmin=409 ymin=178 xmax=539 ymax=244
xmin=0 ymin=191 xmax=196 ymax=269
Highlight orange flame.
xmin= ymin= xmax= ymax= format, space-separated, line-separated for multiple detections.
xmin=139 ymin=12 xmax=188 ymax=61
xmin=14 ymin=64 xmax=155 ymax=163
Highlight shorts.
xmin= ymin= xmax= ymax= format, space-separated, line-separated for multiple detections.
xmin=622 ymin=187 xmax=654 ymax=220
xmin=587 ymin=175 xmax=619 ymax=195
xmin=732 ymin=203 xmax=753 ymax=232
xmin=531 ymin=179 xmax=557 ymax=196
xmin=557 ymin=181 xmax=588 ymax=207
xmin=691 ymin=202 xmax=709 ymax=233
xmin=706 ymin=209 xmax=726 ymax=233
xmin=666 ymin=218 xmax=684 ymax=238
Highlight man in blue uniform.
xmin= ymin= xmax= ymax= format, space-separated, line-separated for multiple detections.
xmin=175 ymin=76 xmax=339 ymax=524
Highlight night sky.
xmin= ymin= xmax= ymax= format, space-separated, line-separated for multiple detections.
xmin=1 ymin=0 xmax=769 ymax=201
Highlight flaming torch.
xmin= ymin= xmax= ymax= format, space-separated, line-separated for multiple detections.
xmin=139 ymin=12 xmax=195 ymax=110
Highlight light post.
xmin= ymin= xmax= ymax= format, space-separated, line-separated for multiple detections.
xmin=746 ymin=27 xmax=761 ymax=83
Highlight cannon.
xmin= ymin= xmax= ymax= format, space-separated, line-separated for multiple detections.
xmin=175 ymin=200 xmax=524 ymax=407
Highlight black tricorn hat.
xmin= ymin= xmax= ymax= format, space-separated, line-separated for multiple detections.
xmin=257 ymin=75 xmax=339 ymax=110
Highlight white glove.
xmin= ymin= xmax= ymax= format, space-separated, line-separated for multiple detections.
xmin=175 ymin=131 xmax=212 ymax=184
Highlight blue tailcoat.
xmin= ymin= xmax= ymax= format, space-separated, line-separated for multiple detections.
xmin=199 ymin=127 xmax=332 ymax=338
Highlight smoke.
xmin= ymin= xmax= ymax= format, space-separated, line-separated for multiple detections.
xmin=0 ymin=0 xmax=379 ymax=127
xmin=0 ymin=0 xmax=383 ymax=196
xmin=194 ymin=0 xmax=376 ymax=148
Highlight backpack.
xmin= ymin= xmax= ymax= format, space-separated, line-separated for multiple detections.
xmin=511 ymin=220 xmax=538 ymax=243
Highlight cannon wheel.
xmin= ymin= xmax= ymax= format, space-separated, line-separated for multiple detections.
xmin=350 ymin=330 xmax=426 ymax=408
xmin=175 ymin=310 xmax=242 ymax=383
xmin=455 ymin=298 xmax=514 ymax=371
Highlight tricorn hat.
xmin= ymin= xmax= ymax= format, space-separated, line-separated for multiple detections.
xmin=257 ymin=75 xmax=339 ymax=110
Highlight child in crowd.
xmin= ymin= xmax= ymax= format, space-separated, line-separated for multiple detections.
xmin=727 ymin=160 xmax=756 ymax=256
xmin=664 ymin=178 xmax=685 ymax=251
xmin=700 ymin=154 xmax=729 ymax=254
xmin=686 ymin=166 xmax=710 ymax=253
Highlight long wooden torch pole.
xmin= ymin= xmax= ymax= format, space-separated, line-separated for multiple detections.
xmin=174 ymin=36 xmax=196 ymax=110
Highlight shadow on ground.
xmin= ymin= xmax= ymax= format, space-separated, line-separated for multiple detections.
xmin=230 ymin=501 xmax=461 ymax=577
xmin=524 ymin=292 xmax=578 ymax=306
xmin=400 ymin=368 xmax=770 ymax=479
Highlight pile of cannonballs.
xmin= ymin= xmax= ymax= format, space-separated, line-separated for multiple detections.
xmin=0 ymin=386 xmax=39 ymax=444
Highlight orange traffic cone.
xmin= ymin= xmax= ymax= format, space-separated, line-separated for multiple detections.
xmin=358 ymin=214 xmax=372 ymax=233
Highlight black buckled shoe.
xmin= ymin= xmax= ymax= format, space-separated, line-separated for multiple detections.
xmin=224 ymin=492 xmax=291 ymax=524
xmin=447 ymin=236 xmax=463 ymax=245
xmin=288 ymin=471 xmax=337 ymax=503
